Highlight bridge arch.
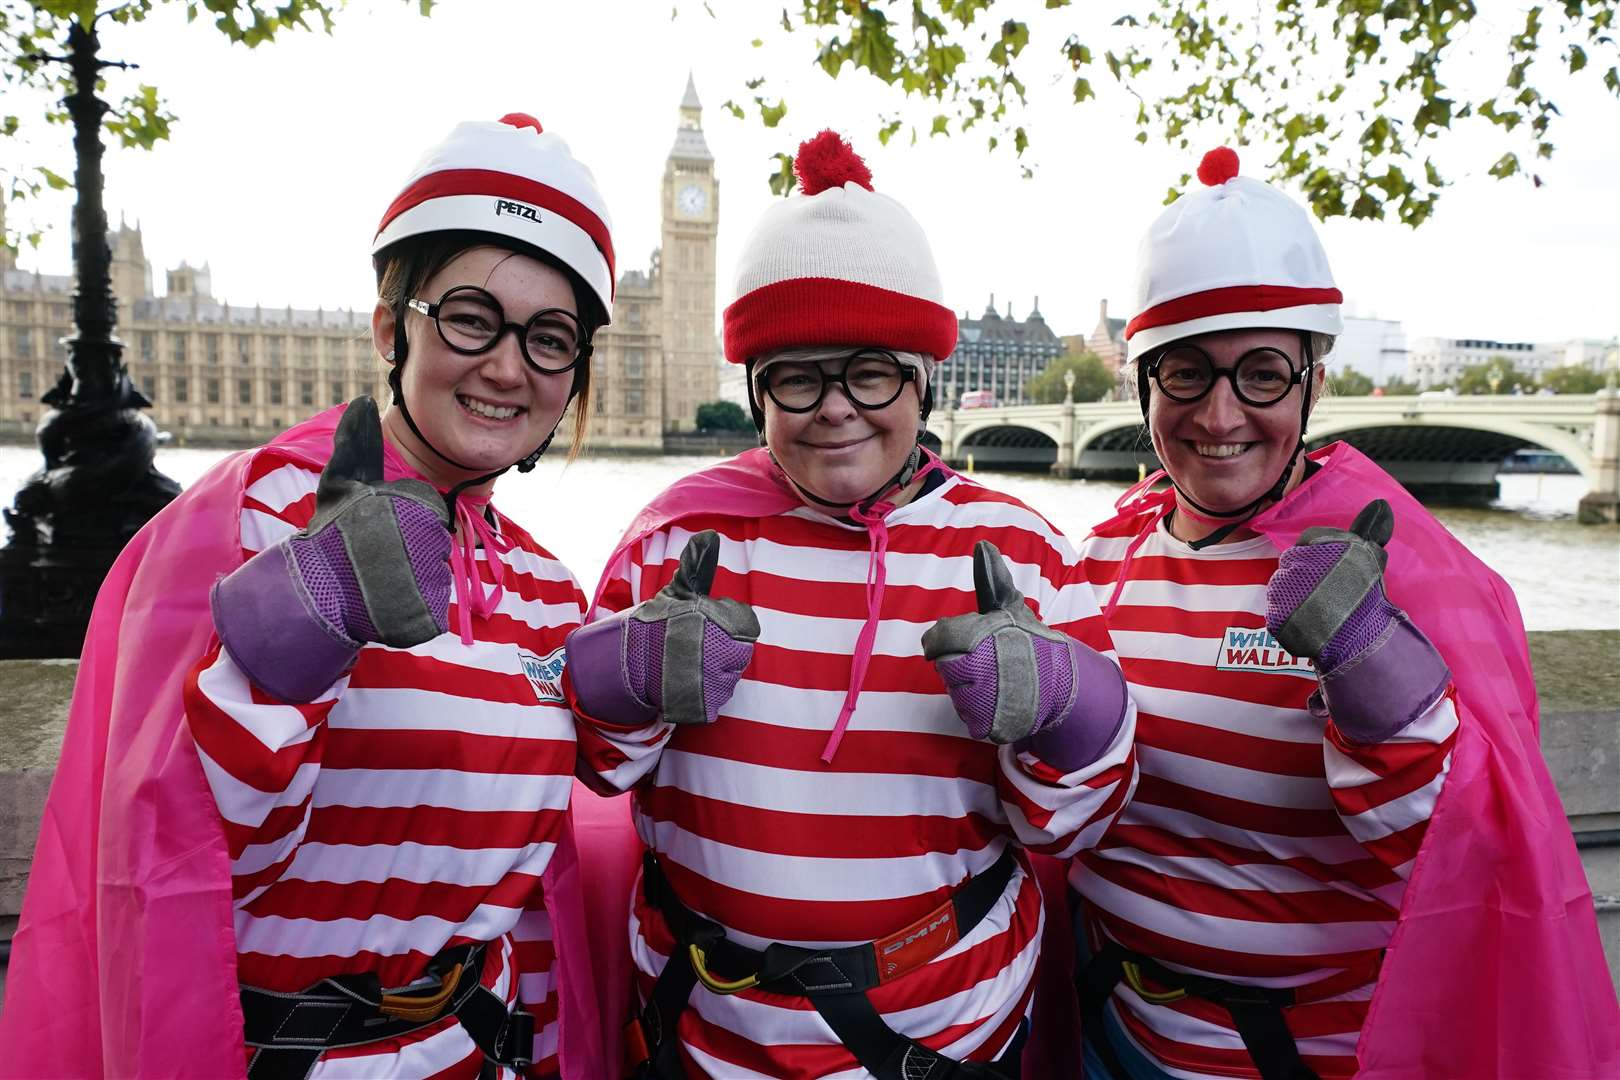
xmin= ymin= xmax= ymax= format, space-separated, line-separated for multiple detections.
xmin=1306 ymin=416 xmax=1594 ymax=482
xmin=953 ymin=415 xmax=1063 ymax=447
xmin=1074 ymin=415 xmax=1150 ymax=456
xmin=956 ymin=423 xmax=1058 ymax=470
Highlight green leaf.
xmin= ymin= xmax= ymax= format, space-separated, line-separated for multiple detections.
xmin=39 ymin=167 xmax=69 ymax=191
xmin=767 ymin=152 xmax=795 ymax=197
xmin=987 ymin=19 xmax=1028 ymax=67
xmin=757 ymin=99 xmax=787 ymax=128
xmin=1487 ymin=152 xmax=1521 ymax=179
xmin=1072 ymin=76 xmax=1093 ymax=102
xmin=930 ymin=114 xmax=949 ymax=135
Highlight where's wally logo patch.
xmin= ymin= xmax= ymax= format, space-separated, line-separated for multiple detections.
xmin=1215 ymin=626 xmax=1315 ymax=678
xmin=519 ymin=647 xmax=567 ymax=704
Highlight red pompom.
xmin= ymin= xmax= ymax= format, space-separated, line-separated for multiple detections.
xmin=499 ymin=112 xmax=543 ymax=133
xmin=1196 ymin=146 xmax=1240 ymax=187
xmin=794 ymin=130 xmax=873 ymax=195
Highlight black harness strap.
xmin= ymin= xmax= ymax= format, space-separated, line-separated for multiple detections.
xmin=633 ymin=849 xmax=1023 ymax=1080
xmin=1078 ymin=941 xmax=1318 ymax=1080
xmin=241 ymin=943 xmax=535 ymax=1080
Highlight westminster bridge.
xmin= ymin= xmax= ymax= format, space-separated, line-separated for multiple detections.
xmin=928 ymin=390 xmax=1620 ymax=523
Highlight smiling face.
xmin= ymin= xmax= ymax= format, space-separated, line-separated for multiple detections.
xmin=759 ymin=349 xmax=924 ymax=506
xmin=374 ymin=246 xmax=580 ymax=491
xmin=1147 ymin=327 xmax=1320 ymax=516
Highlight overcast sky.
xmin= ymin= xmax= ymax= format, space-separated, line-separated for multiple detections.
xmin=3 ymin=0 xmax=1616 ymax=346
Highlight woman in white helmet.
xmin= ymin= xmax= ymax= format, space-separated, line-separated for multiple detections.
xmin=564 ymin=131 xmax=1139 ymax=1079
xmin=1 ymin=114 xmax=618 ymax=1079
xmin=1066 ymin=148 xmax=1617 ymax=1079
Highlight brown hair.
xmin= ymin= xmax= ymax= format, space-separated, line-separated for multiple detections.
xmin=374 ymin=230 xmax=603 ymax=460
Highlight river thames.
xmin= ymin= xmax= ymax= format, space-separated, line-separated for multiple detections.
xmin=0 ymin=445 xmax=1614 ymax=631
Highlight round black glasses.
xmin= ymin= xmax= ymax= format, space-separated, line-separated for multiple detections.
xmin=1148 ymin=344 xmax=1305 ymax=407
xmin=758 ymin=351 xmax=916 ymax=413
xmin=407 ymin=285 xmax=589 ymax=375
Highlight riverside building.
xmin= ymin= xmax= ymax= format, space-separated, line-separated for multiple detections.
xmin=942 ymin=297 xmax=1063 ymax=407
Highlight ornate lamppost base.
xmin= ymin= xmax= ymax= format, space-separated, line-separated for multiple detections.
xmin=0 ymin=401 xmax=180 ymax=658
xmin=0 ymin=543 xmax=127 ymax=658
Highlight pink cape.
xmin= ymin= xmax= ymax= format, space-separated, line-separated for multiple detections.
xmin=567 ymin=448 xmax=1083 ymax=1076
xmin=1064 ymin=443 xmax=1618 ymax=1078
xmin=0 ymin=405 xmax=609 ymax=1080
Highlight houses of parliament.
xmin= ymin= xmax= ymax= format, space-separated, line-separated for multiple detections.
xmin=0 ymin=82 xmax=720 ymax=449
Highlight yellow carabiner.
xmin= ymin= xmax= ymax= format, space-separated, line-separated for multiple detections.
xmin=688 ymin=943 xmax=759 ymax=995
xmin=1121 ymin=960 xmax=1187 ymax=1004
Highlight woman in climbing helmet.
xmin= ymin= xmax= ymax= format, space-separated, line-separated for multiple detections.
xmin=564 ymin=130 xmax=1139 ymax=1079
xmin=1067 ymin=148 xmax=1617 ymax=1078
xmin=0 ymin=114 xmax=617 ymax=1079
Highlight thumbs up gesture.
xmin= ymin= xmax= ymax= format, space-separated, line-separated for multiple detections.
xmin=922 ymin=541 xmax=1126 ymax=768
xmin=211 ymin=397 xmax=453 ymax=703
xmin=1266 ymin=499 xmax=1450 ymax=742
xmin=566 ymin=530 xmax=761 ymax=727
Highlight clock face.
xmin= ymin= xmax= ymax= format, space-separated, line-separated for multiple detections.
xmin=677 ymin=184 xmax=709 ymax=216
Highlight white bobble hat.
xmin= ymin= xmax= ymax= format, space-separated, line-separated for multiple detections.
xmin=1125 ymin=147 xmax=1342 ymax=361
xmin=372 ymin=113 xmax=617 ymax=320
xmin=723 ymin=130 xmax=957 ymax=365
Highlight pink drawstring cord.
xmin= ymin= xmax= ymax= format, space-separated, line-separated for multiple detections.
xmin=449 ymin=495 xmax=515 ymax=646
xmin=819 ymin=454 xmax=946 ymax=764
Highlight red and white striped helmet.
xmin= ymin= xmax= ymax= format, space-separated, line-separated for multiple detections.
xmin=372 ymin=113 xmax=616 ymax=321
xmin=1125 ymin=147 xmax=1341 ymax=362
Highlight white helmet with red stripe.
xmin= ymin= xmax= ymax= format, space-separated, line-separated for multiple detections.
xmin=1124 ymin=147 xmax=1341 ymax=362
xmin=372 ymin=113 xmax=616 ymax=322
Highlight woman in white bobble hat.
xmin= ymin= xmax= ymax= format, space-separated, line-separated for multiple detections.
xmin=565 ymin=131 xmax=1139 ymax=1078
xmin=1065 ymin=148 xmax=1617 ymax=1079
xmin=1 ymin=114 xmax=618 ymax=1079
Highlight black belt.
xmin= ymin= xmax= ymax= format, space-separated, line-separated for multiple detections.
xmin=240 ymin=942 xmax=535 ymax=1080
xmin=633 ymin=847 xmax=1025 ymax=1080
xmin=1079 ymin=941 xmax=1318 ymax=1080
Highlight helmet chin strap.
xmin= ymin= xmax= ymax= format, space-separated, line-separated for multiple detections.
xmin=1161 ymin=332 xmax=1317 ymax=551
xmin=781 ymin=443 xmax=925 ymax=520
xmin=389 ymin=313 xmax=568 ymax=523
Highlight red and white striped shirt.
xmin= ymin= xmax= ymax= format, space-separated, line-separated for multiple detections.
xmin=1074 ymin=517 xmax=1458 ymax=1079
xmin=183 ymin=449 xmax=584 ymax=1079
xmin=577 ymin=473 xmax=1138 ymax=1078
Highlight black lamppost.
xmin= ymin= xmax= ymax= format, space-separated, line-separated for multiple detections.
xmin=0 ymin=19 xmax=180 ymax=658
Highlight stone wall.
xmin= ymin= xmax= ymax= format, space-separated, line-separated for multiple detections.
xmin=2 ymin=633 xmax=1616 ymax=998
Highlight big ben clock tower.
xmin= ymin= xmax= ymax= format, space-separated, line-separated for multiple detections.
xmin=659 ymin=74 xmax=719 ymax=432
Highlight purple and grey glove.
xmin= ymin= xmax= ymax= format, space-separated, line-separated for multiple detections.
xmin=921 ymin=540 xmax=1127 ymax=771
xmin=1266 ymin=499 xmax=1450 ymax=744
xmin=566 ymin=530 xmax=760 ymax=727
xmin=210 ymin=396 xmax=451 ymax=703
